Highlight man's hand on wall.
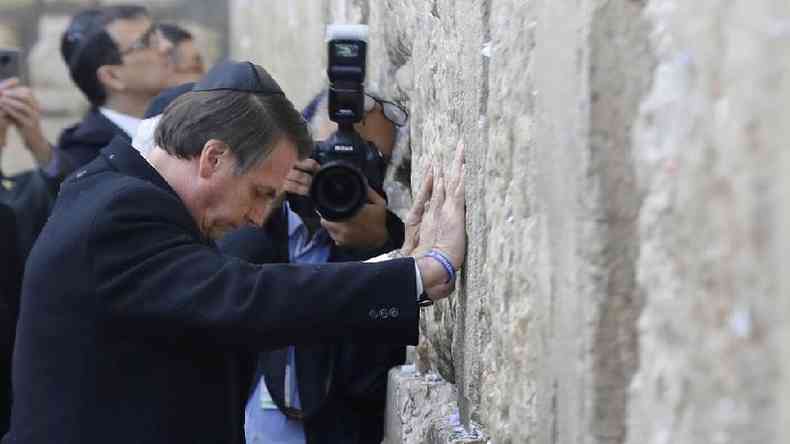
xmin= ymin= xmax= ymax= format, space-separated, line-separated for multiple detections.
xmin=412 ymin=141 xmax=466 ymax=301
xmin=401 ymin=168 xmax=433 ymax=256
xmin=0 ymin=77 xmax=51 ymax=166
xmin=321 ymin=187 xmax=389 ymax=249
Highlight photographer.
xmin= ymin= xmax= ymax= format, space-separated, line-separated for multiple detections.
xmin=3 ymin=61 xmax=466 ymax=444
xmin=220 ymin=89 xmax=411 ymax=443
xmin=48 ymin=5 xmax=173 ymax=182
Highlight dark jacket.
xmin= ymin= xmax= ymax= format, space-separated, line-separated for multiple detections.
xmin=47 ymin=108 xmax=129 ymax=182
xmin=0 ymin=203 xmax=22 ymax=436
xmin=220 ymin=200 xmax=407 ymax=444
xmin=0 ymin=168 xmax=56 ymax=263
xmin=2 ymin=138 xmax=419 ymax=444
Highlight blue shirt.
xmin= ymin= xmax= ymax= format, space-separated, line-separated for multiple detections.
xmin=244 ymin=205 xmax=331 ymax=444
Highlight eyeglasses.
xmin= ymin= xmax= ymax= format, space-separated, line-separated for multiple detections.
xmin=363 ymin=93 xmax=409 ymax=127
xmin=119 ymin=23 xmax=159 ymax=56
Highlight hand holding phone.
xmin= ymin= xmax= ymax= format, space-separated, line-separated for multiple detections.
xmin=0 ymin=49 xmax=20 ymax=81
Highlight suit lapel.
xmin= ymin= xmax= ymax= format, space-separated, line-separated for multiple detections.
xmin=295 ymin=344 xmax=335 ymax=418
xmin=259 ymin=348 xmax=289 ymax=411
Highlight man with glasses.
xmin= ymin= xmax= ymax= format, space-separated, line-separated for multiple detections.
xmin=48 ymin=5 xmax=173 ymax=182
xmin=221 ymin=89 xmax=412 ymax=444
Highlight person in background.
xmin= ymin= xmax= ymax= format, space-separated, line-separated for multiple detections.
xmin=0 ymin=202 xmax=22 ymax=436
xmin=220 ymin=89 xmax=412 ymax=443
xmin=0 ymin=78 xmax=54 ymax=261
xmin=159 ymin=23 xmax=206 ymax=87
xmin=48 ymin=4 xmax=173 ymax=182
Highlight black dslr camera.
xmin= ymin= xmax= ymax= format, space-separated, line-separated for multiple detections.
xmin=309 ymin=25 xmax=386 ymax=221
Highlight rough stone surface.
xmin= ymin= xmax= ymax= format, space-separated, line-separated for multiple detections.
xmin=383 ymin=365 xmax=459 ymax=444
xmin=626 ymin=1 xmax=790 ymax=444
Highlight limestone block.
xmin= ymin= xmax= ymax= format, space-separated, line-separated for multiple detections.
xmin=229 ymin=0 xmax=328 ymax=109
xmin=382 ymin=365 xmax=461 ymax=444
xmin=0 ymin=20 xmax=19 ymax=48
xmin=627 ymin=1 xmax=790 ymax=443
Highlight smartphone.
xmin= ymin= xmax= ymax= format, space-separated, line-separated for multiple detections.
xmin=0 ymin=48 xmax=20 ymax=81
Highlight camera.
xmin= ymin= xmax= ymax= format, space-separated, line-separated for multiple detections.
xmin=309 ymin=25 xmax=386 ymax=221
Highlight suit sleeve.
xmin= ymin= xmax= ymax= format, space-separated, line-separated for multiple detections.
xmin=89 ymin=185 xmax=419 ymax=350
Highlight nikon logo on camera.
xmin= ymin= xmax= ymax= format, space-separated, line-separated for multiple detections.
xmin=334 ymin=145 xmax=354 ymax=152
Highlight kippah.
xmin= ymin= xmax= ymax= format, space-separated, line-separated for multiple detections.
xmin=192 ymin=61 xmax=285 ymax=96
xmin=144 ymin=82 xmax=195 ymax=118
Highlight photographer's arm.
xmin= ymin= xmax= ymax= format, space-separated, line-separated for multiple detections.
xmin=0 ymin=78 xmax=51 ymax=166
xmin=321 ymin=187 xmax=394 ymax=251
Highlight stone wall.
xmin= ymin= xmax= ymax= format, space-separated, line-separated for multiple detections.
xmin=243 ymin=0 xmax=790 ymax=442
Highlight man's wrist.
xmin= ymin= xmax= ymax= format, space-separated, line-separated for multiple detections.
xmin=23 ymin=130 xmax=51 ymax=165
xmin=416 ymin=255 xmax=446 ymax=291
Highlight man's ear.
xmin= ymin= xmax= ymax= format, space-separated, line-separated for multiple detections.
xmin=198 ymin=139 xmax=230 ymax=179
xmin=96 ymin=65 xmax=126 ymax=95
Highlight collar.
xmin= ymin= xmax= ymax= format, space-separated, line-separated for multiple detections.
xmin=100 ymin=136 xmax=180 ymax=201
xmin=286 ymin=202 xmax=305 ymax=238
xmin=99 ymin=107 xmax=142 ymax=138
xmin=99 ymin=136 xmax=210 ymax=244
xmin=131 ymin=115 xmax=162 ymax=155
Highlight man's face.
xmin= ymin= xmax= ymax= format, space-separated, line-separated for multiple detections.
xmin=353 ymin=104 xmax=397 ymax=158
xmin=316 ymin=105 xmax=397 ymax=158
xmin=196 ymin=138 xmax=298 ymax=239
xmin=166 ymin=39 xmax=205 ymax=87
xmin=105 ymin=16 xmax=173 ymax=100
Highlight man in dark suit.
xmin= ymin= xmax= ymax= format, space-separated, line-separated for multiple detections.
xmin=48 ymin=5 xmax=173 ymax=181
xmin=2 ymin=61 xmax=466 ymax=444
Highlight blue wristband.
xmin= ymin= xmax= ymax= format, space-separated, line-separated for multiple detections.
xmin=425 ymin=249 xmax=456 ymax=284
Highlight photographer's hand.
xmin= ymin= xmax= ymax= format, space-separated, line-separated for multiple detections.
xmin=282 ymin=158 xmax=319 ymax=196
xmin=321 ymin=187 xmax=388 ymax=249
xmin=0 ymin=77 xmax=51 ymax=166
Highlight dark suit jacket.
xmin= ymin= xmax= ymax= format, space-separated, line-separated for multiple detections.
xmin=220 ymin=200 xmax=407 ymax=444
xmin=0 ymin=203 xmax=22 ymax=435
xmin=47 ymin=108 xmax=129 ymax=183
xmin=3 ymin=138 xmax=419 ymax=444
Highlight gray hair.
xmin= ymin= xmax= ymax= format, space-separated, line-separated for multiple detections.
xmin=155 ymin=90 xmax=313 ymax=174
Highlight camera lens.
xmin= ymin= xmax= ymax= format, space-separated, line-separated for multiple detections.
xmin=310 ymin=162 xmax=367 ymax=221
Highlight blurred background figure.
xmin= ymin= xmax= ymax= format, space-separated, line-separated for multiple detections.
xmin=0 ymin=0 xmax=227 ymax=176
xmin=0 ymin=78 xmax=54 ymax=262
xmin=47 ymin=5 xmax=173 ymax=181
xmin=159 ymin=23 xmax=206 ymax=87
